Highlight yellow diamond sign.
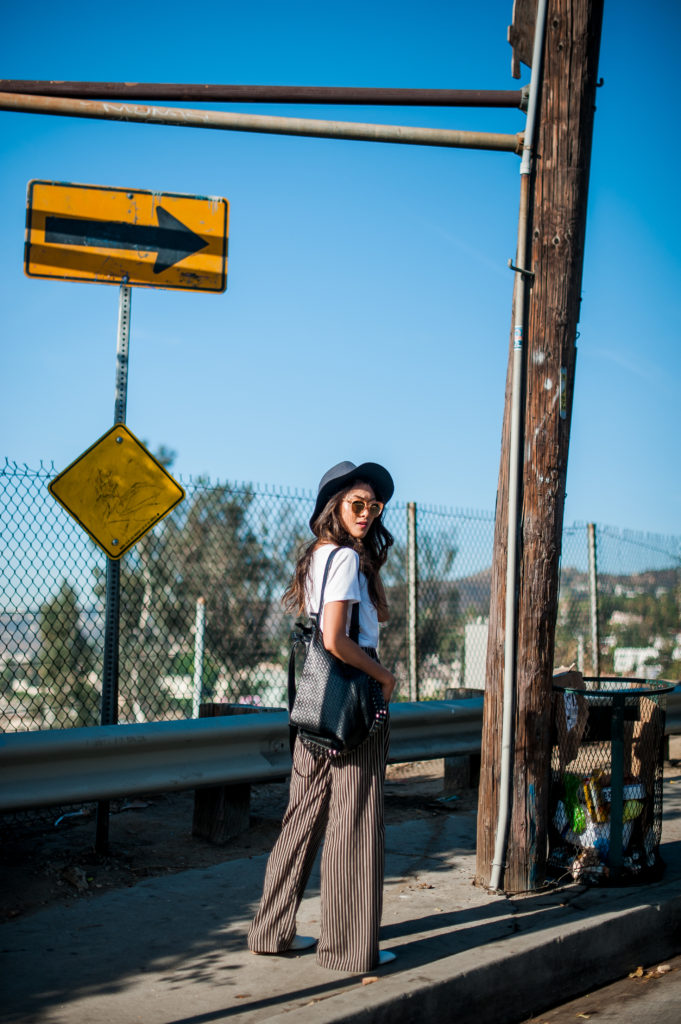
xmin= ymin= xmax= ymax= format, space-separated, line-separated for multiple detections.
xmin=49 ymin=425 xmax=185 ymax=559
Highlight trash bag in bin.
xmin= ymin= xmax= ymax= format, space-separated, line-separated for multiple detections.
xmin=549 ymin=677 xmax=672 ymax=885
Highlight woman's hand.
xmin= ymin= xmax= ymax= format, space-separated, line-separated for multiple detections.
xmin=323 ymin=600 xmax=396 ymax=702
xmin=380 ymin=671 xmax=396 ymax=704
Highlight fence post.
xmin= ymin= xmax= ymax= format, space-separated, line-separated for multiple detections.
xmin=577 ymin=633 xmax=585 ymax=674
xmin=192 ymin=596 xmax=206 ymax=718
xmin=406 ymin=501 xmax=419 ymax=701
xmin=587 ymin=522 xmax=600 ymax=678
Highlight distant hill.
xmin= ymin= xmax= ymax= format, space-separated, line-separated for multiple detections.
xmin=441 ymin=564 xmax=678 ymax=624
xmin=557 ymin=565 xmax=679 ymax=596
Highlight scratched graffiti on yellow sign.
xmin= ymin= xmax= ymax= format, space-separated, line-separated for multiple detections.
xmin=49 ymin=424 xmax=185 ymax=559
xmin=25 ymin=180 xmax=229 ymax=292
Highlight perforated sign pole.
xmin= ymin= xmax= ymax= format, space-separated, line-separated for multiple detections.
xmin=95 ymin=281 xmax=131 ymax=853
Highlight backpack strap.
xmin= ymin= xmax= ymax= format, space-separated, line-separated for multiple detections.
xmin=349 ymin=600 xmax=360 ymax=644
xmin=313 ymin=545 xmax=342 ymax=619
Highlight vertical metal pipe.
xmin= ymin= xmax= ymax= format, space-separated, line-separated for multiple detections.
xmin=587 ymin=523 xmax=600 ymax=679
xmin=96 ymin=283 xmax=132 ymax=853
xmin=490 ymin=0 xmax=549 ymax=893
xmin=406 ymin=502 xmax=419 ymax=702
xmin=489 ymin=167 xmax=532 ymax=890
xmin=489 ymin=178 xmax=530 ymax=890
xmin=192 ymin=597 xmax=206 ymax=719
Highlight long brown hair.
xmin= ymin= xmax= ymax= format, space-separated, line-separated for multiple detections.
xmin=283 ymin=481 xmax=393 ymax=616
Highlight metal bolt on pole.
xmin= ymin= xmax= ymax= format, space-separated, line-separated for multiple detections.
xmin=95 ymin=282 xmax=131 ymax=854
xmin=406 ymin=502 xmax=419 ymax=702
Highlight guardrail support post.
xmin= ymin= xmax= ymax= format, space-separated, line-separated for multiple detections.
xmin=193 ymin=704 xmax=252 ymax=842
xmin=444 ymin=688 xmax=482 ymax=793
xmin=192 ymin=704 xmax=262 ymax=842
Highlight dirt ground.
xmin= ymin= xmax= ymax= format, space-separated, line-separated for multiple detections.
xmin=0 ymin=760 xmax=475 ymax=921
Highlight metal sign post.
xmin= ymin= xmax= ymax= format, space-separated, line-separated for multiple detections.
xmin=95 ymin=283 xmax=131 ymax=853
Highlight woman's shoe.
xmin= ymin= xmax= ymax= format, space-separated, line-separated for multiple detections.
xmin=250 ymin=935 xmax=317 ymax=955
xmin=289 ymin=935 xmax=317 ymax=951
xmin=378 ymin=950 xmax=396 ymax=965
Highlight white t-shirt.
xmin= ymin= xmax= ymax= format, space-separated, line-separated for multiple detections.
xmin=305 ymin=543 xmax=380 ymax=649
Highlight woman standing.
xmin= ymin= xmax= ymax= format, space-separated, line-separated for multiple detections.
xmin=248 ymin=460 xmax=397 ymax=972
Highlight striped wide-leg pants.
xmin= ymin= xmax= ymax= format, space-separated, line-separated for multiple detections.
xmin=248 ymin=720 xmax=389 ymax=972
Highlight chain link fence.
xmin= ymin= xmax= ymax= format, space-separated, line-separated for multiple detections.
xmin=2 ymin=460 xmax=680 ymax=734
xmin=557 ymin=523 xmax=681 ymax=680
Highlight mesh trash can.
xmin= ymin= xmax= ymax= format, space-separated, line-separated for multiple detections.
xmin=549 ymin=678 xmax=673 ymax=884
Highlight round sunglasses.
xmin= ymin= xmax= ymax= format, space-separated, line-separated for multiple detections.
xmin=344 ymin=498 xmax=384 ymax=518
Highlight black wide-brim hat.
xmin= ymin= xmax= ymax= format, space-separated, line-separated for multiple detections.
xmin=310 ymin=460 xmax=394 ymax=529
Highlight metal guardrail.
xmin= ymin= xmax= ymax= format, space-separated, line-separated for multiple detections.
xmin=0 ymin=689 xmax=678 ymax=814
xmin=0 ymin=699 xmax=483 ymax=812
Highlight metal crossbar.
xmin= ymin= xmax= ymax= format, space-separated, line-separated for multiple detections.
xmin=0 ymin=81 xmax=526 ymax=108
xmin=0 ymin=93 xmax=524 ymax=153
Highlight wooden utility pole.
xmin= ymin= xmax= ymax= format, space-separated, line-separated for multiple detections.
xmin=476 ymin=0 xmax=604 ymax=891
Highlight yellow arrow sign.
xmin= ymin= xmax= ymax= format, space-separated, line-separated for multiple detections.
xmin=25 ymin=181 xmax=228 ymax=292
xmin=48 ymin=424 xmax=185 ymax=559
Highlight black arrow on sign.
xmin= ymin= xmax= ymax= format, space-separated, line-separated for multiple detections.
xmin=44 ymin=206 xmax=209 ymax=274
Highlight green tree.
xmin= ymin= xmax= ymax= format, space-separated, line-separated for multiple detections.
xmin=92 ymin=477 xmax=307 ymax=717
xmin=380 ymin=522 xmax=461 ymax=693
xmin=159 ymin=486 xmax=283 ymax=696
xmin=91 ymin=527 xmax=176 ymax=722
xmin=37 ymin=581 xmax=98 ymax=727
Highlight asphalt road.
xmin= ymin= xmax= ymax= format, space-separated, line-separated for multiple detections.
xmin=524 ymin=953 xmax=681 ymax=1024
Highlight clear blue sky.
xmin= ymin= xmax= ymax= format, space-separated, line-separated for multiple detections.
xmin=1 ymin=1 xmax=679 ymax=536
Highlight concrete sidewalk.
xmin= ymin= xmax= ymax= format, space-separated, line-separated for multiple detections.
xmin=2 ymin=771 xmax=681 ymax=1024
